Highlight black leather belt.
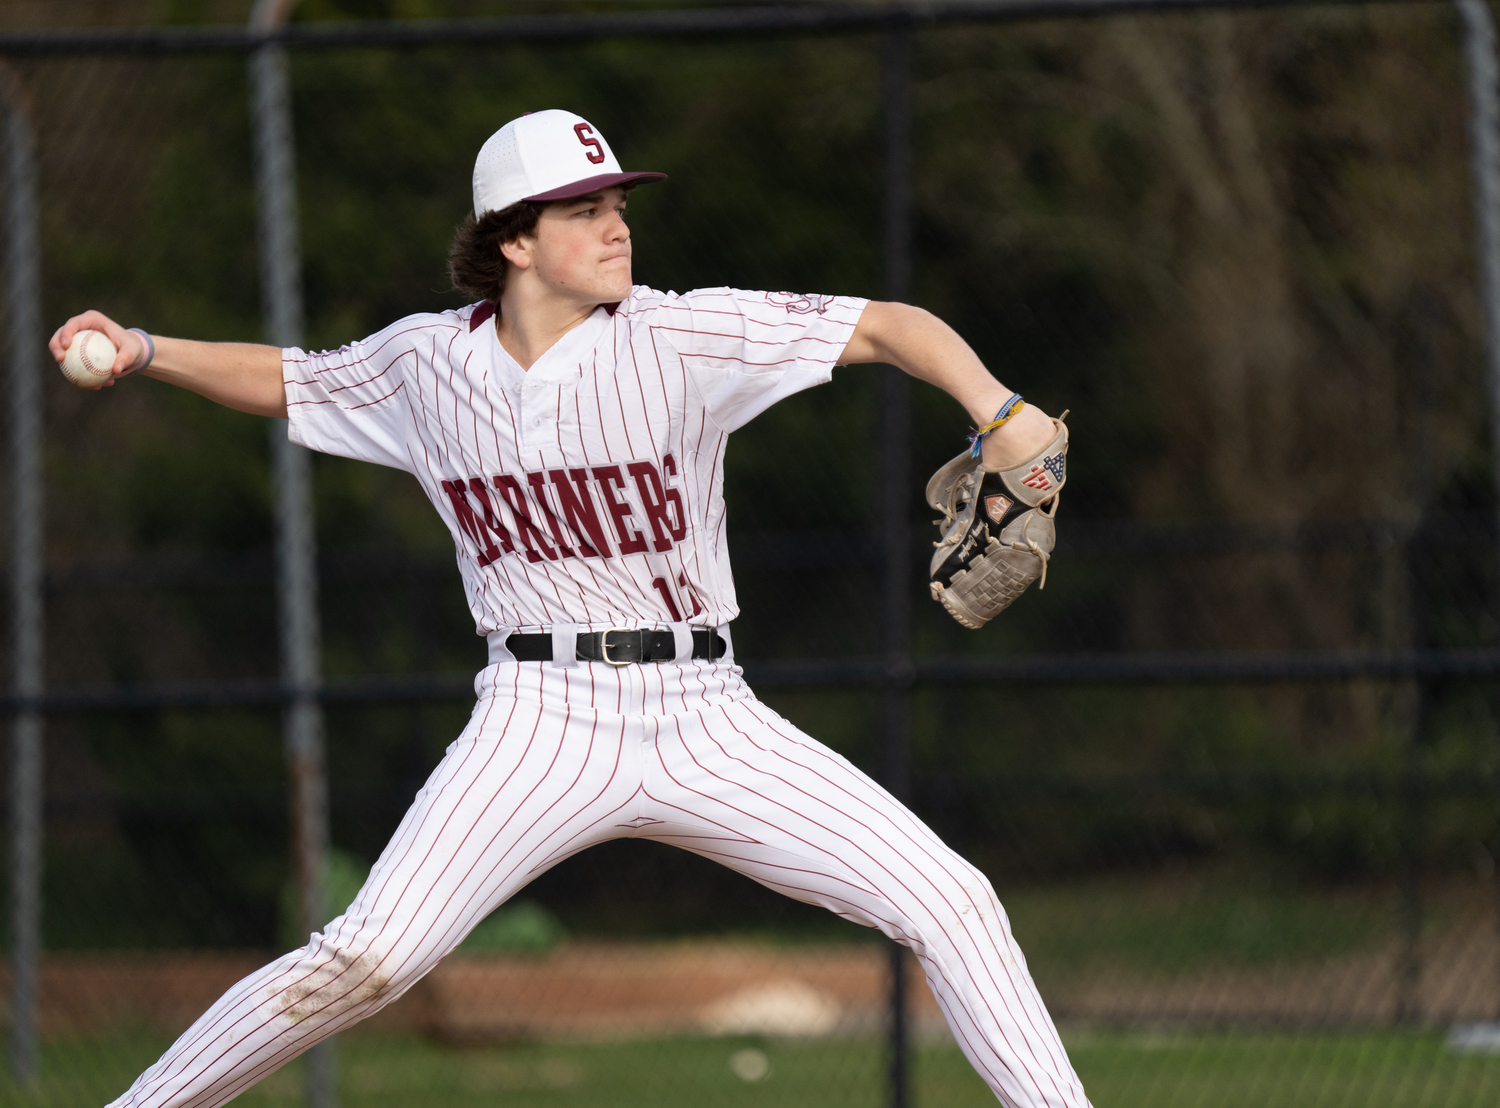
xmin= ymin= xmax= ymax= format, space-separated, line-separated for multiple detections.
xmin=506 ymin=628 xmax=727 ymax=665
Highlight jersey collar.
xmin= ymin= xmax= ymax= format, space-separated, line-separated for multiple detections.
xmin=486 ymin=303 xmax=614 ymax=386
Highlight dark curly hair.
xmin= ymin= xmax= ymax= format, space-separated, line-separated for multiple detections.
xmin=447 ymin=200 xmax=546 ymax=305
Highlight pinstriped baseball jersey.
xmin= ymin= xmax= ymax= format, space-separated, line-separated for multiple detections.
xmin=283 ymin=286 xmax=868 ymax=634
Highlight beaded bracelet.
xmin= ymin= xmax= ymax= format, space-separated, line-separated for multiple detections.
xmin=123 ymin=328 xmax=155 ymax=376
xmin=967 ymin=393 xmax=1025 ymax=458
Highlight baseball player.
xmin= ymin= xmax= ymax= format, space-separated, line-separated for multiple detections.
xmin=52 ymin=109 xmax=1084 ymax=1108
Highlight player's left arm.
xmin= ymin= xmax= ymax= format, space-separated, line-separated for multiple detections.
xmin=838 ymin=300 xmax=1053 ymax=469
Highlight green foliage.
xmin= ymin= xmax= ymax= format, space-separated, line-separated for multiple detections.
xmin=45 ymin=711 xmax=288 ymax=950
xmin=28 ymin=4 xmax=1500 ymax=949
xmin=279 ymin=847 xmax=374 ymax=950
xmin=460 ymin=899 xmax=568 ymax=955
xmin=1005 ymin=868 xmax=1386 ymax=977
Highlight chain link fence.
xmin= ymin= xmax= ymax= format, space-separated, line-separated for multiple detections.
xmin=6 ymin=1 xmax=1500 ymax=1106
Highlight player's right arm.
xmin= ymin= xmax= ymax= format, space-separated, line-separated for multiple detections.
xmin=49 ymin=309 xmax=286 ymax=419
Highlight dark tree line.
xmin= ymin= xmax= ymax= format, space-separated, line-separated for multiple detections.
xmin=4 ymin=1 xmax=1496 ymax=946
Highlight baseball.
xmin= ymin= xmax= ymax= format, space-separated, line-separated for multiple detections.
xmin=61 ymin=329 xmax=117 ymax=387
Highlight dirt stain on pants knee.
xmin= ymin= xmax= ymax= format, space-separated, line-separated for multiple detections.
xmin=271 ymin=947 xmax=391 ymax=1026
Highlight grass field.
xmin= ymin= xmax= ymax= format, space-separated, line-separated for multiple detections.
xmin=10 ymin=1028 xmax=1500 ymax=1108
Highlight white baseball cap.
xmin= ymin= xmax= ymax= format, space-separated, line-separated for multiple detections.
xmin=472 ymin=109 xmax=666 ymax=218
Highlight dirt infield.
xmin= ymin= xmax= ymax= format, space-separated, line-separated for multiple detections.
xmin=4 ymin=941 xmax=942 ymax=1044
xmin=1039 ymin=907 xmax=1500 ymax=1028
xmin=10 ymin=908 xmax=1498 ymax=1045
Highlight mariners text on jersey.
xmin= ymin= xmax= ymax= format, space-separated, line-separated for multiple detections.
xmin=283 ymin=286 xmax=868 ymax=635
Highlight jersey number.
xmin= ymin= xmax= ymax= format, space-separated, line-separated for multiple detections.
xmin=574 ymin=123 xmax=606 ymax=165
xmin=651 ymin=574 xmax=704 ymax=623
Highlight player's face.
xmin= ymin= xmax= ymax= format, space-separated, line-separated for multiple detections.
xmin=519 ymin=187 xmax=634 ymax=306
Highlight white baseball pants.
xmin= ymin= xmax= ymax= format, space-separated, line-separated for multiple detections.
xmin=107 ymin=660 xmax=1090 ymax=1108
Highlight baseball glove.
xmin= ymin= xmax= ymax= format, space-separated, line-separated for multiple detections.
xmin=926 ymin=414 xmax=1069 ymax=629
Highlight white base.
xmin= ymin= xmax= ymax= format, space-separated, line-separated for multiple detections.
xmin=1446 ymin=1022 xmax=1500 ymax=1053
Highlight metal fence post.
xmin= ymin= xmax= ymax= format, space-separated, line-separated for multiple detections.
xmin=1455 ymin=0 xmax=1500 ymax=1023
xmin=250 ymin=2 xmax=335 ymax=1104
xmin=2 ymin=61 xmax=41 ymax=1088
xmin=881 ymin=16 xmax=915 ymax=1108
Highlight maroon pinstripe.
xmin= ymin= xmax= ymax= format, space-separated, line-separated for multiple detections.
xmin=106 ymin=287 xmax=1090 ymax=1108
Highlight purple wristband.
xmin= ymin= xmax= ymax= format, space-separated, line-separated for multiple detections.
xmin=124 ymin=328 xmax=154 ymax=376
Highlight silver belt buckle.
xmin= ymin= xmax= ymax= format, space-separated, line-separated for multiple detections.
xmin=601 ymin=626 xmax=635 ymax=666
